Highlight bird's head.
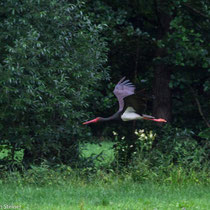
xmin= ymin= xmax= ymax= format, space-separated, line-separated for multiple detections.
xmin=83 ymin=117 xmax=102 ymax=125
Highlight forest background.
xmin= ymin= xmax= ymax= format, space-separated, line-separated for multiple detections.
xmin=0 ymin=0 xmax=209 ymax=174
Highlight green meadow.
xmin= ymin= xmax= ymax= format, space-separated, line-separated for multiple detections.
xmin=0 ymin=141 xmax=209 ymax=210
xmin=0 ymin=180 xmax=209 ymax=210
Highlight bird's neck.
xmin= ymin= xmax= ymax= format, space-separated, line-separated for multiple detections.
xmin=100 ymin=111 xmax=121 ymax=122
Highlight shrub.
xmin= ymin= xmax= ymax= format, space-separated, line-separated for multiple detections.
xmin=0 ymin=0 xmax=108 ymax=169
xmin=112 ymin=126 xmax=209 ymax=183
xmin=151 ymin=126 xmax=208 ymax=169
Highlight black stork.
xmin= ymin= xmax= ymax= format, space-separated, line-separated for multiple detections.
xmin=83 ymin=77 xmax=167 ymax=125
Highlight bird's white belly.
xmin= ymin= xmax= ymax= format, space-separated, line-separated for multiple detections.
xmin=121 ymin=107 xmax=142 ymax=121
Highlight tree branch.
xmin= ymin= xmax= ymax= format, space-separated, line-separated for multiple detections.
xmin=189 ymin=85 xmax=210 ymax=128
xmin=183 ymin=3 xmax=210 ymax=19
xmin=138 ymin=15 xmax=158 ymax=26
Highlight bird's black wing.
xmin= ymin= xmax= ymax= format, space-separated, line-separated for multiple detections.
xmin=124 ymin=89 xmax=148 ymax=114
xmin=113 ymin=77 xmax=136 ymax=111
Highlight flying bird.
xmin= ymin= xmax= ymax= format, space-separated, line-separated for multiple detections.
xmin=83 ymin=77 xmax=167 ymax=125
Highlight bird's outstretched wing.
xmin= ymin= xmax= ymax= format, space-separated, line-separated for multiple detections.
xmin=124 ymin=89 xmax=148 ymax=114
xmin=113 ymin=77 xmax=136 ymax=111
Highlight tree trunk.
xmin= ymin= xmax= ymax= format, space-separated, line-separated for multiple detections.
xmin=153 ymin=2 xmax=172 ymax=122
xmin=153 ymin=57 xmax=172 ymax=122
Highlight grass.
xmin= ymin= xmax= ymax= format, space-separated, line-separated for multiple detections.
xmin=0 ymin=180 xmax=209 ymax=209
xmin=0 ymin=141 xmax=209 ymax=209
xmin=80 ymin=141 xmax=115 ymax=167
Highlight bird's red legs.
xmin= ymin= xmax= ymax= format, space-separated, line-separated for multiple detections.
xmin=143 ymin=117 xmax=167 ymax=123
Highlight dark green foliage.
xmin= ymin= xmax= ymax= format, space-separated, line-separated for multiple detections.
xmin=0 ymin=0 xmax=108 ymax=168
xmin=112 ymin=125 xmax=208 ymax=174
xmin=151 ymin=126 xmax=209 ymax=169
xmin=86 ymin=0 xmax=210 ymax=129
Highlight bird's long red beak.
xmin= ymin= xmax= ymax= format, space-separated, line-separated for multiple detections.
xmin=83 ymin=118 xmax=99 ymax=125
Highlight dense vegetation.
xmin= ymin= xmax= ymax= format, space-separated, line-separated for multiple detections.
xmin=1 ymin=142 xmax=209 ymax=209
xmin=0 ymin=0 xmax=209 ymax=188
xmin=0 ymin=0 xmax=108 ymax=168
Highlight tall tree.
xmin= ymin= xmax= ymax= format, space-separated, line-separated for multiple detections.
xmin=152 ymin=0 xmax=172 ymax=122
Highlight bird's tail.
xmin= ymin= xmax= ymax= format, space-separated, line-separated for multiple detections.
xmin=142 ymin=114 xmax=155 ymax=119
